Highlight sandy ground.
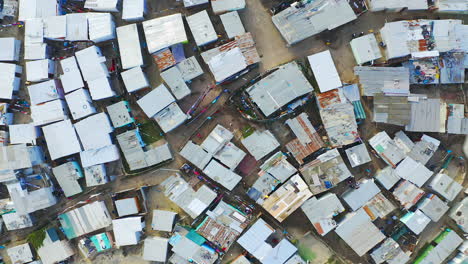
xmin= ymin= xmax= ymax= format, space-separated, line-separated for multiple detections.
xmin=0 ymin=0 xmax=467 ymax=264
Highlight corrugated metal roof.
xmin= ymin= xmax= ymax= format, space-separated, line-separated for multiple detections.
xmin=418 ymin=194 xmax=449 ymax=222
xmin=406 ymin=99 xmax=446 ymax=133
xmin=419 ymin=230 xmax=463 ymax=264
xmin=395 ymin=157 xmax=433 ymax=187
xmin=272 ymin=0 xmax=356 ymax=45
xmin=335 ymin=209 xmax=385 ymax=257
xmin=345 ymin=144 xmax=371 ymax=167
xmin=154 ymin=102 xmax=187 ymax=133
xmin=301 ymin=193 xmax=345 ymax=236
xmin=246 ymin=61 xmax=313 ymax=117
xmin=355 ymin=66 xmax=410 ymax=96
xmin=180 ymin=140 xmax=213 ymax=169
xmin=370 ymin=238 xmax=410 ymax=264
xmin=241 ymin=130 xmax=280 ymax=160
xmin=153 ymin=48 xmax=177 ymax=71
xmin=342 ymin=179 xmax=381 ymax=211
xmin=350 ymin=34 xmax=383 ymax=65
xmin=203 ymin=159 xmax=242 ymax=191
xmin=161 ymin=66 xmax=191 ymax=100
xmin=143 ymin=14 xmax=187 ymax=54
xmin=428 ymin=173 xmax=463 ymax=201
xmin=392 ymin=180 xmax=425 ymax=209
xmin=211 ymin=0 xmax=246 ymax=14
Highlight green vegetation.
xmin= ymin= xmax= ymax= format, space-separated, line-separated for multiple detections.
xmin=27 ymin=228 xmax=47 ymax=249
xmin=241 ymin=125 xmax=255 ymax=138
xmin=297 ymin=243 xmax=317 ymax=261
xmin=138 ymin=121 xmax=163 ymax=144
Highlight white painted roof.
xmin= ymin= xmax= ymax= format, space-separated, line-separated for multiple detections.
xmin=161 ymin=66 xmax=191 ymax=100
xmin=84 ymin=0 xmax=119 ymax=12
xmin=24 ymin=18 xmax=43 ymax=44
xmin=137 ymin=84 xmax=175 ymax=117
xmin=43 ymin=120 xmax=82 ymax=160
xmin=24 ymin=43 xmax=47 ymax=60
xmin=65 ymin=88 xmax=97 ymax=120
xmin=66 ymin=13 xmax=89 ymax=41
xmin=9 ymin=124 xmax=39 ymax=145
xmin=87 ymin=13 xmax=116 ymax=43
xmin=153 ymin=102 xmax=187 ymax=133
xmin=143 ymin=14 xmax=188 ymax=54
xmin=117 ymin=24 xmax=144 ymax=70
xmin=122 ymin=0 xmax=146 ymax=21
xmin=27 ymin=80 xmax=59 ymax=105
xmin=203 ymin=159 xmax=242 ymax=191
xmin=350 ymin=34 xmax=382 ymax=65
xmin=186 ymin=10 xmax=218 ymax=46
xmin=220 ymin=11 xmax=245 ymax=39
xmin=7 ymin=243 xmax=34 ymax=264
xmin=80 ymin=144 xmax=120 ymax=167
xmin=18 ymin=0 xmax=58 ymax=21
xmin=31 ymin=99 xmax=68 ymax=126
xmin=0 ymin=63 xmax=21 ymax=100
xmin=112 ymin=217 xmax=143 ymax=247
xmin=0 ymin=38 xmax=20 ymax=61
xmin=87 ymin=77 xmax=116 ymax=100
xmin=75 ymin=45 xmax=109 ymax=82
xmin=74 ymin=113 xmax=113 ymax=151
xmin=308 ymin=50 xmax=342 ymax=93
xmin=44 ymin=16 xmax=67 ymax=39
xmin=121 ymin=66 xmax=149 ymax=93
xmin=211 ymin=0 xmax=246 ymax=14
xmin=26 ymin=59 xmax=53 ymax=82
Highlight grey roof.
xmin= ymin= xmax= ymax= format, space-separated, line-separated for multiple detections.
xmin=370 ymin=238 xmax=410 ymax=264
xmin=241 ymin=130 xmax=280 ymax=160
xmin=300 ymin=149 xmax=352 ymax=195
xmin=237 ymin=218 xmax=297 ymax=264
xmin=176 ymin=56 xmax=204 ymax=81
xmin=417 ymin=194 xmax=449 ymax=222
xmin=406 ymin=99 xmax=446 ymax=133
xmin=201 ymin=124 xmax=234 ymax=154
xmin=213 ymin=142 xmax=246 ymax=169
xmin=246 ymin=61 xmax=313 ymax=117
xmin=373 ymin=94 xmax=411 ymax=126
xmin=419 ymin=230 xmax=463 ymax=264
xmin=117 ymin=129 xmax=173 ymax=171
xmin=355 ymin=66 xmax=410 ymax=96
xmin=400 ymin=210 xmax=431 ymax=235
xmin=143 ymin=237 xmax=169 ymax=262
xmin=342 ymin=179 xmax=381 ymax=211
xmin=335 ymin=209 xmax=386 ymax=257
xmin=395 ymin=157 xmax=433 ymax=187
xmin=179 ymin=140 xmax=213 ymax=169
xmin=153 ymin=102 xmax=187 ymax=133
xmin=428 ymin=173 xmax=463 ymax=201
xmin=186 ymin=10 xmax=217 ymax=47
xmin=0 ymin=144 xmax=33 ymax=171
xmin=137 ymin=84 xmax=175 ymax=118
xmin=161 ymin=66 xmax=191 ymax=100
xmin=449 ymin=197 xmax=468 ymax=232
xmin=151 ymin=209 xmax=176 ymax=232
xmin=259 ymin=151 xmax=297 ymax=182
xmin=272 ymin=0 xmax=356 ymax=45
xmin=220 ymin=11 xmax=245 ymax=39
xmin=7 ymin=181 xmax=57 ymax=215
xmin=107 ymin=101 xmax=133 ymax=128
xmin=285 ymin=112 xmax=319 ymax=146
xmin=375 ymin=166 xmax=400 ymax=190
xmin=301 ymin=193 xmax=345 ymax=235
xmin=369 ymin=131 xmax=406 ymax=167
xmin=203 ymin=159 xmax=242 ymax=191
xmin=161 ymin=174 xmax=217 ymax=219
xmin=345 ymin=144 xmax=371 ymax=168
xmin=52 ymin=162 xmax=83 ymax=197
